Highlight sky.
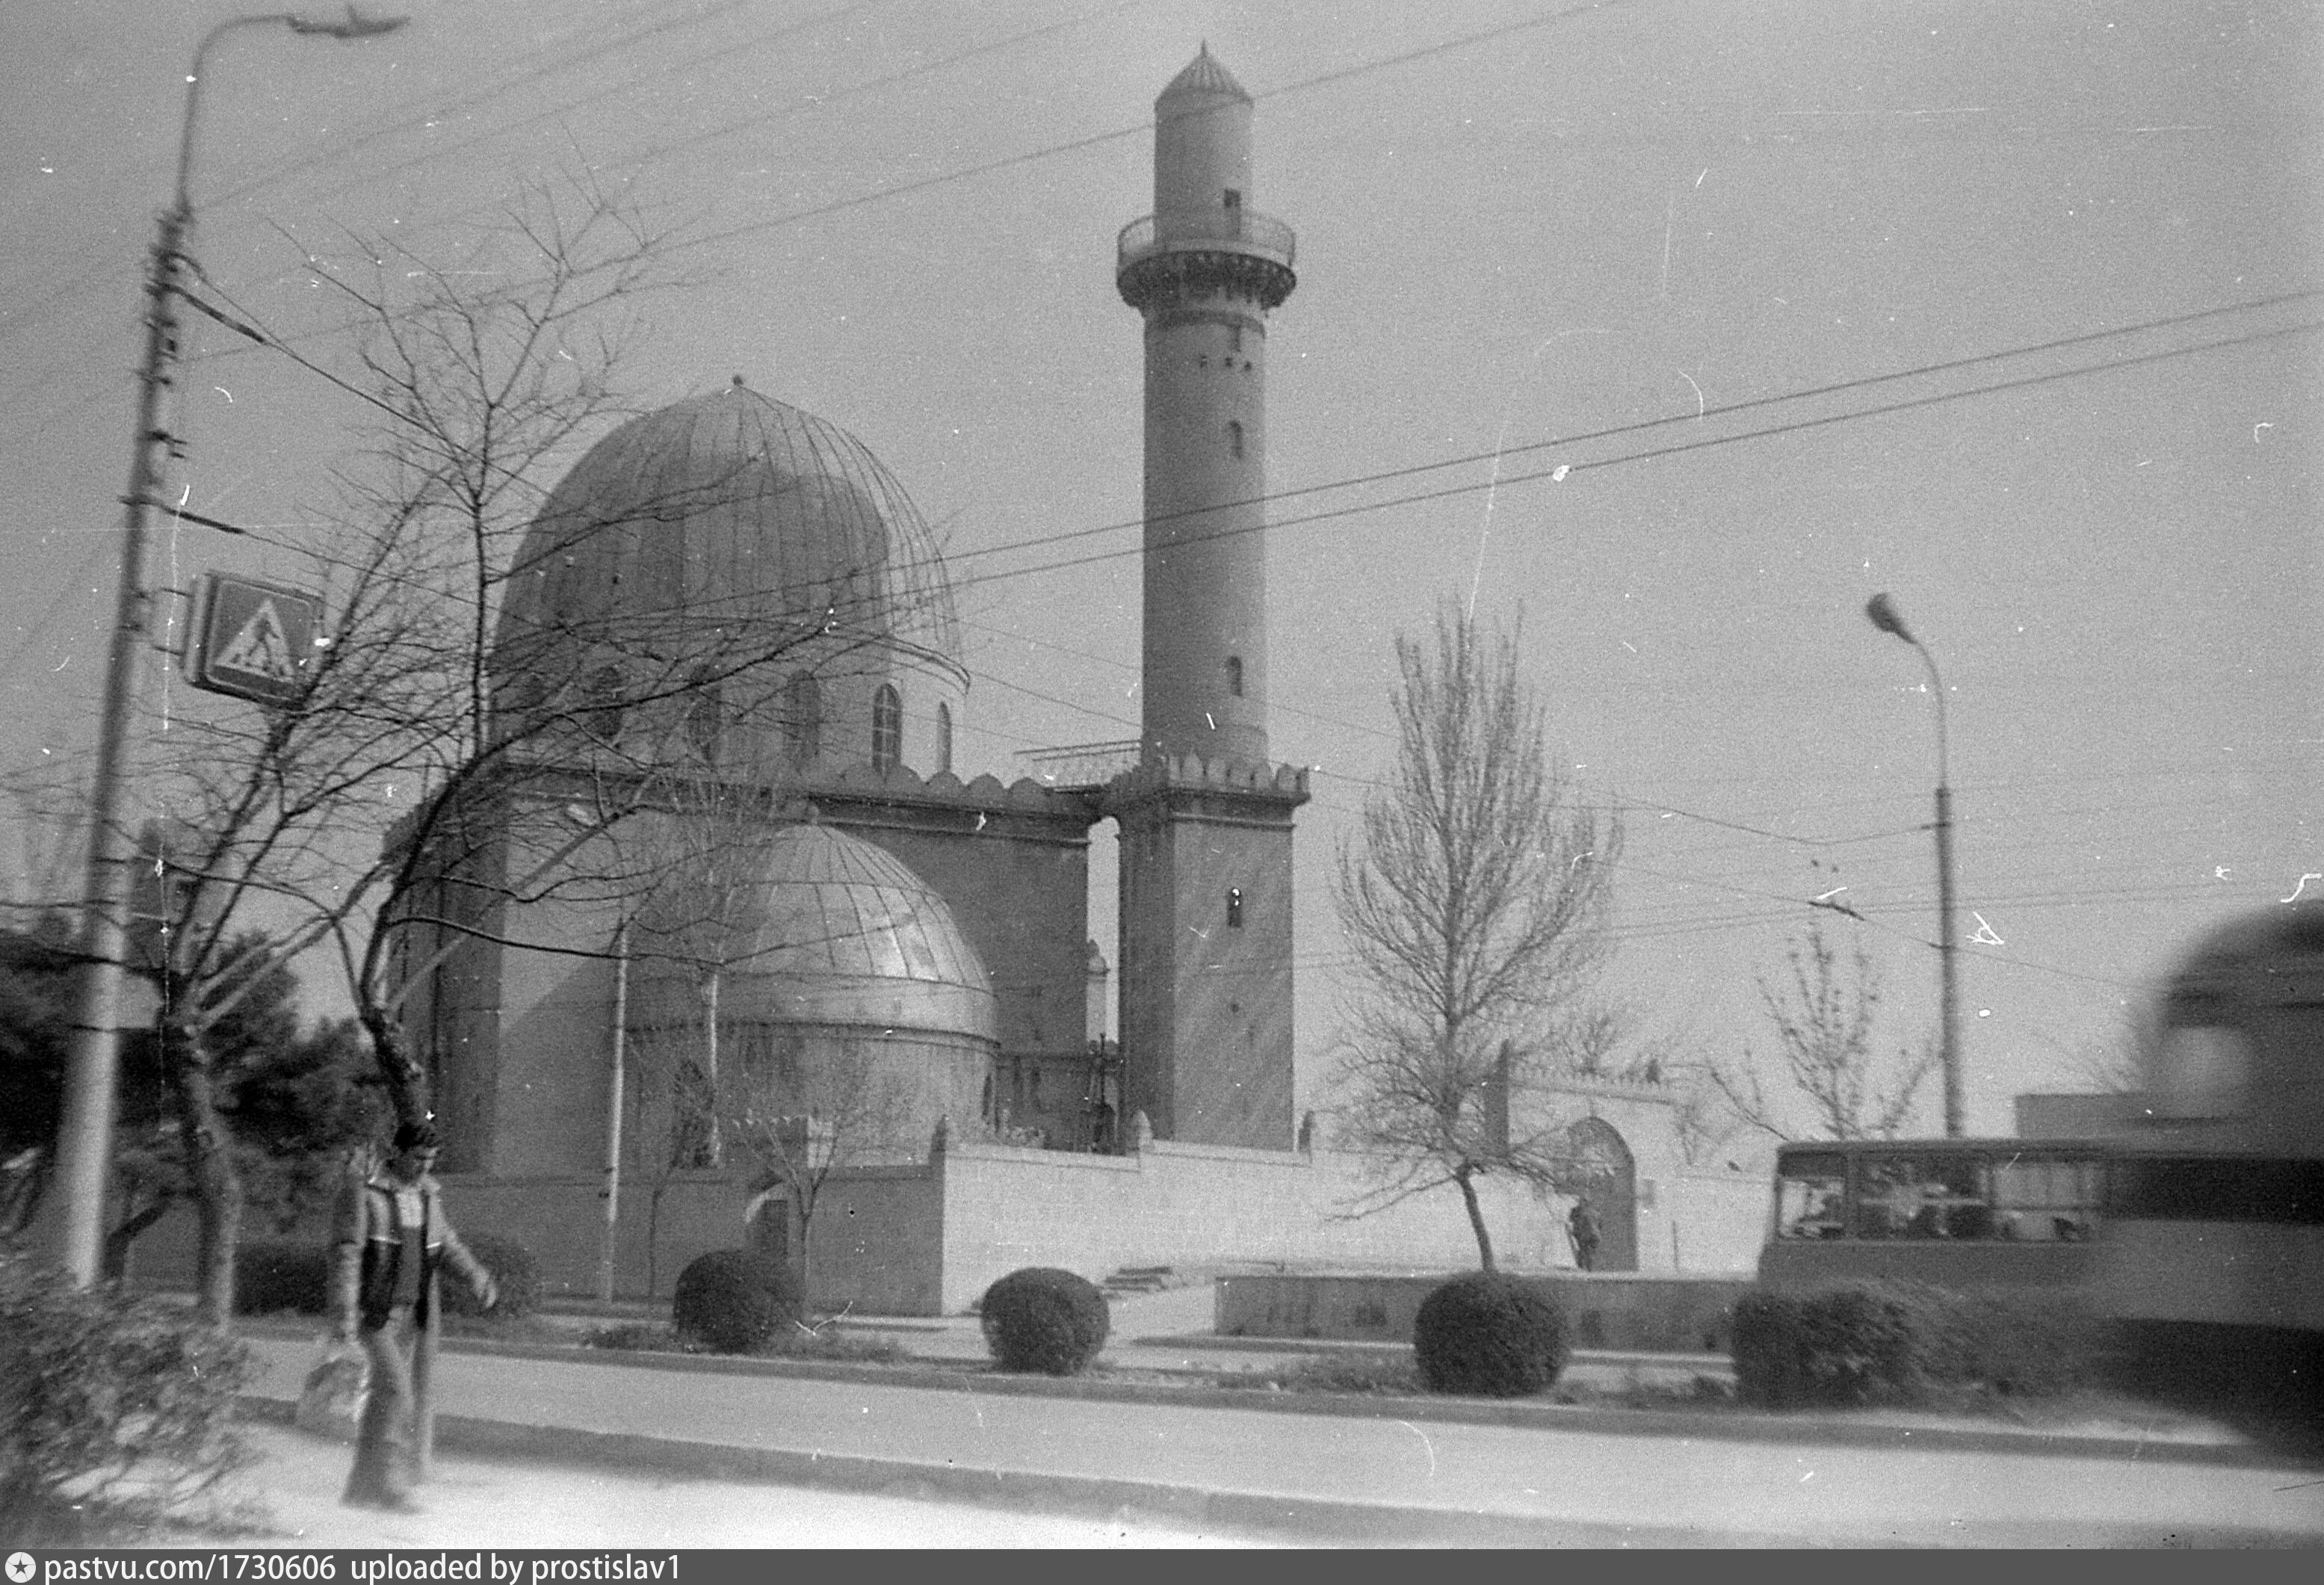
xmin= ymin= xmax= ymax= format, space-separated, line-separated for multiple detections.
xmin=1 ymin=0 xmax=2317 ymax=1143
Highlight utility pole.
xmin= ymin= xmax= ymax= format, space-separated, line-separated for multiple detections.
xmin=1865 ymin=592 xmax=1963 ymax=1138
xmin=49 ymin=9 xmax=410 ymax=1285
xmin=49 ymin=211 xmax=186 ymax=1285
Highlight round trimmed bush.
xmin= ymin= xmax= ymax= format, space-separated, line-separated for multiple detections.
xmin=443 ymin=1232 xmax=543 ymax=1319
xmin=671 ymin=1249 xmax=803 ymax=1355
xmin=232 ymin=1241 xmax=330 ymax=1316
xmin=979 ymin=1267 xmax=1110 ymax=1376
xmin=1412 ymin=1271 xmax=1569 ymax=1397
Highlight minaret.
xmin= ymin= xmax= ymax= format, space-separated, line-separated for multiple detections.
xmin=1116 ymin=43 xmax=1295 ymax=763
xmin=1107 ymin=47 xmax=1308 ymax=1150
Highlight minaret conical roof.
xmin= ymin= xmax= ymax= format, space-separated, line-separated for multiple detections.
xmin=1158 ymin=43 xmax=1248 ymax=102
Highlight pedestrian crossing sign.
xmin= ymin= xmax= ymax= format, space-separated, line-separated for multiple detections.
xmin=186 ymin=571 xmax=322 ymax=706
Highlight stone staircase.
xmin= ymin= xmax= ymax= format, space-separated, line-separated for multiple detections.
xmin=1100 ymin=1265 xmax=1178 ymax=1296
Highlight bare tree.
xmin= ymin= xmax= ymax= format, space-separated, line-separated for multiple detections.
xmin=1710 ymin=919 xmax=1937 ymax=1141
xmin=244 ymin=173 xmax=903 ymax=1138
xmin=723 ymin=1034 xmax=916 ymax=1299
xmin=1663 ymin=1061 xmax=1750 ymax=1170
xmin=1330 ymin=605 xmax=1623 ymax=1270
xmin=3 ymin=175 xmax=691 ymax=1323
xmin=2056 ymin=1003 xmax=2158 ymax=1097
xmin=33 ymin=170 xmax=885 ymax=1320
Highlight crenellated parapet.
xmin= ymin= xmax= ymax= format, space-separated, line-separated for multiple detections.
xmin=1100 ymin=752 xmax=1310 ymax=821
xmin=815 ymin=758 xmax=1097 ymax=813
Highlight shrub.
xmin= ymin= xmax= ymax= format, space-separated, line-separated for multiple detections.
xmin=442 ymin=1232 xmax=542 ymax=1320
xmin=232 ymin=1241 xmax=330 ymax=1317
xmin=584 ymin=1323 xmax=679 ymax=1353
xmin=671 ymin=1249 xmax=803 ymax=1355
xmin=1919 ymin=1286 xmax=2109 ymax=1402
xmin=1 ymin=1254 xmax=255 ymax=1545
xmin=979 ymin=1267 xmax=1110 ymax=1376
xmin=1271 ymin=1353 xmax=1422 ymax=1396
xmin=1734 ymin=1282 xmax=1929 ymax=1409
xmin=1731 ymin=1280 xmax=2105 ymax=1411
xmin=1412 ymin=1271 xmax=1569 ymax=1397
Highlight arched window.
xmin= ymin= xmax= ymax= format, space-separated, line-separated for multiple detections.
xmin=782 ymin=673 xmax=821 ymax=761
xmin=684 ymin=667 xmax=721 ymax=760
xmin=582 ymin=664 xmax=625 ymax=744
xmin=1226 ymin=419 xmax=1245 ymax=459
xmin=935 ymin=702 xmax=954 ymax=775
xmin=670 ymin=1057 xmax=716 ymax=1170
xmin=1225 ymin=656 xmax=1243 ymax=697
xmin=871 ymin=683 xmax=903 ymax=771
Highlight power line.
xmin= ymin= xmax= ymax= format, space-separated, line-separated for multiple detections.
xmin=669 ymin=0 xmax=1636 ymax=260
xmin=0 ymin=0 xmax=755 ymax=347
xmin=936 ymin=314 xmax=2324 ymax=600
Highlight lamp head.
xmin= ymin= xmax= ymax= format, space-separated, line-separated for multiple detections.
xmin=1864 ymin=592 xmax=1915 ymax=644
xmin=289 ymin=7 xmax=410 ymax=40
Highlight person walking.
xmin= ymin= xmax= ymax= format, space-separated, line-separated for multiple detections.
xmin=1567 ymin=1196 xmax=1603 ymax=1273
xmin=330 ymin=1120 xmax=498 ymax=1512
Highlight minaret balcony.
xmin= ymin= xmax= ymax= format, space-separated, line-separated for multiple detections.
xmin=1118 ymin=206 xmax=1297 ymax=271
xmin=1117 ymin=206 xmax=1298 ymax=312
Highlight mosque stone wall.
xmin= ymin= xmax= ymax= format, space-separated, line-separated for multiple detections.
xmin=487 ymin=891 xmax=628 ymax=1178
xmin=918 ymin=1134 xmax=1766 ymax=1316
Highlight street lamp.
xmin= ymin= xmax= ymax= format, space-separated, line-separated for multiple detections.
xmin=49 ymin=7 xmax=409 ymax=1286
xmin=1864 ymin=592 xmax=1963 ymax=1138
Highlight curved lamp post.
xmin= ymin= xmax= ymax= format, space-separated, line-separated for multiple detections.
xmin=50 ymin=8 xmax=409 ymax=1285
xmin=1864 ymin=592 xmax=1962 ymax=1137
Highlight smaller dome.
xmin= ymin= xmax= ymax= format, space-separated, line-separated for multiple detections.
xmin=634 ymin=823 xmax=994 ymax=1042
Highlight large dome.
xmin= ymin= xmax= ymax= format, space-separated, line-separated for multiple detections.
xmin=631 ymin=821 xmax=995 ymax=1042
xmin=492 ymin=383 xmax=968 ymax=780
xmin=498 ymin=382 xmax=959 ymax=665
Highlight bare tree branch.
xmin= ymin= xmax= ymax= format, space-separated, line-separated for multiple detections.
xmin=1329 ymin=604 xmax=1627 ymax=1269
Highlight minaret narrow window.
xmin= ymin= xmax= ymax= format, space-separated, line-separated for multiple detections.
xmin=1226 ymin=420 xmax=1244 ymax=459
xmin=1226 ymin=655 xmax=1243 ymax=696
xmin=1227 ymin=887 xmax=1244 ymax=928
xmin=936 ymin=701 xmax=954 ymax=775
xmin=872 ymin=683 xmax=903 ymax=771
xmin=1223 ymin=188 xmax=1242 ymax=235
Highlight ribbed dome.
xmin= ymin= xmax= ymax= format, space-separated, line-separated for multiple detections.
xmin=635 ymin=822 xmax=995 ymax=1042
xmin=1159 ymin=43 xmax=1248 ymax=103
xmin=495 ymin=383 xmax=959 ymax=673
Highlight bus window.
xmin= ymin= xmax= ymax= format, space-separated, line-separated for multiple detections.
xmin=1775 ymin=1153 xmax=1846 ymax=1240
xmin=1858 ymin=1155 xmax=1994 ymax=1240
xmin=1993 ymin=1156 xmax=2103 ymax=1241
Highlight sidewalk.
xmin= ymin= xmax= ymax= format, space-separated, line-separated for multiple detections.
xmin=219 ymin=1287 xmax=2324 ymax=1548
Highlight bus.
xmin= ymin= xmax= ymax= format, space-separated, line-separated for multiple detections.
xmin=1758 ymin=1137 xmax=2110 ymax=1294
xmin=2095 ymin=900 xmax=2324 ymax=1424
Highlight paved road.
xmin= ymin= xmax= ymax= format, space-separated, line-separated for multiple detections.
xmin=230 ymin=1330 xmax=2324 ymax=1547
xmin=189 ymin=1427 xmax=1282 ymax=1549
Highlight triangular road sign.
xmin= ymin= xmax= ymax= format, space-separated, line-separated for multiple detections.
xmin=186 ymin=572 xmax=321 ymax=706
xmin=216 ymin=598 xmax=296 ymax=684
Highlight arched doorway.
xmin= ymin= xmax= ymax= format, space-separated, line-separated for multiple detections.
xmin=1566 ymin=1117 xmax=1638 ymax=1272
xmin=744 ymin=1182 xmax=791 ymax=1274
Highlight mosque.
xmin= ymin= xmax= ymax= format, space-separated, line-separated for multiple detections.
xmin=392 ymin=49 xmax=1763 ymax=1312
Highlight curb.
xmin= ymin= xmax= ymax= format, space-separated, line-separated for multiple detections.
xmin=232 ymin=1395 xmax=2322 ymax=1549
xmin=234 ymin=1321 xmax=2308 ymax=1473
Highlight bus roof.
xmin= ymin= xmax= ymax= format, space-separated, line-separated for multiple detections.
xmin=2171 ymin=899 xmax=2324 ymax=976
xmin=1774 ymin=1137 xmax=2110 ymax=1161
